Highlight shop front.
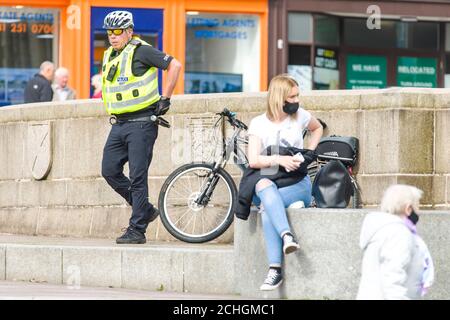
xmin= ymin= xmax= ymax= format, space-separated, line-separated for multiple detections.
xmin=269 ymin=0 xmax=450 ymax=90
xmin=0 ymin=0 xmax=268 ymax=105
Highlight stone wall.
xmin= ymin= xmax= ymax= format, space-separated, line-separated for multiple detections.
xmin=0 ymin=88 xmax=448 ymax=241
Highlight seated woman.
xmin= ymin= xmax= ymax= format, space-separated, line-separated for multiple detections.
xmin=246 ymin=74 xmax=323 ymax=291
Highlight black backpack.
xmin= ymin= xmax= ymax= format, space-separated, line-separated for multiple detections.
xmin=312 ymin=160 xmax=353 ymax=208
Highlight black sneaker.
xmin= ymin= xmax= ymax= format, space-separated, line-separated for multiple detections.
xmin=260 ymin=268 xmax=283 ymax=291
xmin=148 ymin=207 xmax=160 ymax=223
xmin=116 ymin=227 xmax=146 ymax=244
xmin=282 ymin=232 xmax=299 ymax=254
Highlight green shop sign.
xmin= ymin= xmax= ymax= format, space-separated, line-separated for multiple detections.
xmin=397 ymin=57 xmax=437 ymax=88
xmin=346 ymin=55 xmax=387 ymax=89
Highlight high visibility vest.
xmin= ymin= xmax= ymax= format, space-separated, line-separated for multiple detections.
xmin=102 ymin=38 xmax=159 ymax=115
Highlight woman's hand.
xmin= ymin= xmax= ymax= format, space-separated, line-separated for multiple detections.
xmin=277 ymin=155 xmax=302 ymax=172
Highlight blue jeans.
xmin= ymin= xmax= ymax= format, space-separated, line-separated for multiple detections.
xmin=254 ymin=176 xmax=312 ymax=267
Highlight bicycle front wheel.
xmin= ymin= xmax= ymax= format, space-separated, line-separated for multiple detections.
xmin=158 ymin=163 xmax=237 ymax=243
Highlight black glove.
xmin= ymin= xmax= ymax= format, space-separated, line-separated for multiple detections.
xmin=155 ymin=96 xmax=171 ymax=116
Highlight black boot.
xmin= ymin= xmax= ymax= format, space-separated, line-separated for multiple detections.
xmin=116 ymin=226 xmax=146 ymax=244
xmin=148 ymin=207 xmax=160 ymax=223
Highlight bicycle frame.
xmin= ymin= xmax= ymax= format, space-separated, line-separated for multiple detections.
xmin=193 ymin=116 xmax=247 ymax=206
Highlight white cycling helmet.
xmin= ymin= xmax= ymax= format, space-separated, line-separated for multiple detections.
xmin=103 ymin=11 xmax=134 ymax=29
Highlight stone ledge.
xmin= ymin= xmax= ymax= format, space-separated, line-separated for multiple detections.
xmin=0 ymin=234 xmax=234 ymax=295
xmin=2 ymin=88 xmax=449 ymax=124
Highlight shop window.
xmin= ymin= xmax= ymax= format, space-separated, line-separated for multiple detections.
xmin=397 ymin=22 xmax=439 ymax=50
xmin=344 ymin=18 xmax=439 ymax=50
xmin=314 ymin=15 xmax=339 ymax=47
xmin=0 ymin=6 xmax=59 ymax=106
xmin=185 ymin=12 xmax=260 ymax=94
xmin=446 ymin=23 xmax=450 ymax=51
xmin=344 ymin=18 xmax=397 ymax=49
xmin=288 ymin=13 xmax=312 ymax=43
xmin=314 ymin=47 xmax=339 ymax=90
xmin=445 ymin=53 xmax=450 ymax=88
xmin=287 ymin=45 xmax=311 ymax=90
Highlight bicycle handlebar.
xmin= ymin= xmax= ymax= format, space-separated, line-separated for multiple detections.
xmin=217 ymin=108 xmax=248 ymax=130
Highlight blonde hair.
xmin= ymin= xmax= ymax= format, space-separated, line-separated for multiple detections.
xmin=380 ymin=184 xmax=423 ymax=215
xmin=267 ymin=74 xmax=299 ymax=121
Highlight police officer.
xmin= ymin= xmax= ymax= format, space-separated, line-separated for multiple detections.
xmin=101 ymin=11 xmax=181 ymax=244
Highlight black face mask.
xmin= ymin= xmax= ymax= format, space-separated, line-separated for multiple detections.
xmin=408 ymin=209 xmax=419 ymax=225
xmin=283 ymin=101 xmax=299 ymax=115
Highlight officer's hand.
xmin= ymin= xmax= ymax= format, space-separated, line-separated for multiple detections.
xmin=156 ymin=96 xmax=171 ymax=116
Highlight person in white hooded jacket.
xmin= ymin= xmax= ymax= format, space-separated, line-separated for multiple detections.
xmin=357 ymin=184 xmax=434 ymax=300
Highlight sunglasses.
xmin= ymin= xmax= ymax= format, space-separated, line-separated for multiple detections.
xmin=107 ymin=29 xmax=125 ymax=36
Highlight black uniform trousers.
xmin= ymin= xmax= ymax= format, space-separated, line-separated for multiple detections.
xmin=101 ymin=120 xmax=158 ymax=233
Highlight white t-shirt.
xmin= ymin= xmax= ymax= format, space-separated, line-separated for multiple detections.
xmin=247 ymin=108 xmax=312 ymax=149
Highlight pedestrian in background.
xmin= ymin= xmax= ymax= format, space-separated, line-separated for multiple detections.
xmin=52 ymin=67 xmax=77 ymax=101
xmin=24 ymin=61 xmax=55 ymax=103
xmin=91 ymin=73 xmax=102 ymax=99
xmin=357 ymin=184 xmax=434 ymax=300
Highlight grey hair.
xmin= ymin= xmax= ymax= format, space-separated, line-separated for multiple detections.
xmin=55 ymin=67 xmax=69 ymax=78
xmin=40 ymin=61 xmax=54 ymax=71
xmin=380 ymin=184 xmax=423 ymax=215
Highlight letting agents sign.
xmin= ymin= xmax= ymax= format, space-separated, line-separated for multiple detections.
xmin=397 ymin=57 xmax=437 ymax=88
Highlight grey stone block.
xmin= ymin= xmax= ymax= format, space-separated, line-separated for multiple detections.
xmin=62 ymin=247 xmax=122 ymax=288
xmin=63 ymin=118 xmax=110 ymax=178
xmin=0 ymin=105 xmax=23 ymax=124
xmin=0 ymin=208 xmax=39 ymax=235
xmin=398 ymin=110 xmax=434 ymax=174
xmin=0 ymin=181 xmax=20 ymax=208
xmin=184 ymin=248 xmax=235 ymax=294
xmin=150 ymin=115 xmax=175 ymax=176
xmin=206 ymin=92 xmax=266 ymax=114
xmin=0 ymin=123 xmax=27 ymax=180
xmin=66 ymin=179 xmax=125 ymax=206
xmin=36 ymin=207 xmax=93 ymax=237
xmin=0 ymin=245 xmax=5 ymax=280
xmin=435 ymin=110 xmax=450 ymax=174
xmin=170 ymin=94 xmax=208 ymax=114
xmin=6 ymin=245 xmax=62 ymax=284
xmin=90 ymin=206 xmax=131 ymax=239
xmin=300 ymin=90 xmax=361 ymax=111
xmin=19 ymin=180 xmax=67 ymax=207
xmin=121 ymin=248 xmax=184 ymax=292
xmin=397 ymin=175 xmax=434 ymax=205
xmin=417 ymin=212 xmax=450 ymax=300
xmin=359 ymin=89 xmax=435 ymax=110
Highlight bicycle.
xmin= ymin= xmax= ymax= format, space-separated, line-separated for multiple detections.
xmin=157 ymin=108 xmax=361 ymax=243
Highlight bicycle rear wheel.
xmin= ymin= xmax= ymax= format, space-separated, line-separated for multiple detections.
xmin=158 ymin=163 xmax=237 ymax=243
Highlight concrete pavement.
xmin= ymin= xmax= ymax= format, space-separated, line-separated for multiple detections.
xmin=0 ymin=280 xmax=243 ymax=300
